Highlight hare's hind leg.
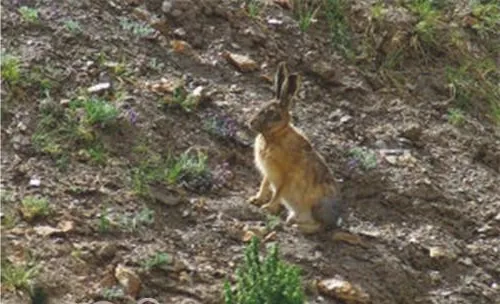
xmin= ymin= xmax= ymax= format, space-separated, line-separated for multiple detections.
xmin=288 ymin=206 xmax=322 ymax=234
xmin=248 ymin=177 xmax=271 ymax=206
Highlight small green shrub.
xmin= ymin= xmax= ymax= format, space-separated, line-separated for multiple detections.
xmin=348 ymin=147 xmax=378 ymax=170
xmin=119 ymin=17 xmax=155 ymax=37
xmin=18 ymin=6 xmax=39 ymax=23
xmin=21 ymin=196 xmax=50 ymax=220
xmin=64 ymin=20 xmax=82 ymax=33
xmin=448 ymin=108 xmax=465 ymax=126
xmin=224 ymin=237 xmax=305 ymax=304
xmin=246 ymin=0 xmax=264 ymax=18
xmin=1 ymin=53 xmax=22 ymax=83
xmin=81 ymin=98 xmax=119 ymax=126
xmin=141 ymin=252 xmax=171 ymax=270
xmin=132 ymin=149 xmax=211 ymax=196
xmin=1 ymin=260 xmax=40 ymax=292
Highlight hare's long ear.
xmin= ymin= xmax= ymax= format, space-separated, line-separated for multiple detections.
xmin=279 ymin=73 xmax=301 ymax=109
xmin=274 ymin=62 xmax=288 ymax=100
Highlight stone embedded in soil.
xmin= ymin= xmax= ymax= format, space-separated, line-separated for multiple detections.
xmin=428 ymin=246 xmax=457 ymax=260
xmin=115 ymin=264 xmax=141 ymax=298
xmin=87 ymin=82 xmax=111 ymax=94
xmin=222 ymin=51 xmax=258 ymax=72
xmin=318 ymin=277 xmax=370 ymax=304
xmin=33 ymin=221 xmax=74 ymax=237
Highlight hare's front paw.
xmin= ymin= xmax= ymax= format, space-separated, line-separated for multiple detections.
xmin=247 ymin=195 xmax=265 ymax=206
xmin=261 ymin=203 xmax=281 ymax=215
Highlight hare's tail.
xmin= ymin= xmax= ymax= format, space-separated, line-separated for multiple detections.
xmin=312 ymin=196 xmax=345 ymax=230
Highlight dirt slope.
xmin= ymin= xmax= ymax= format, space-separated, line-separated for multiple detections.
xmin=1 ymin=0 xmax=499 ymax=304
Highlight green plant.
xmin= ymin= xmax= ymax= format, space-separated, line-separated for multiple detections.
xmin=81 ymin=98 xmax=119 ymax=126
xmin=64 ymin=20 xmax=82 ymax=33
xmin=102 ymin=286 xmax=125 ymax=300
xmin=266 ymin=214 xmax=281 ymax=231
xmin=246 ymin=0 xmax=264 ymax=18
xmin=348 ymin=147 xmax=378 ymax=170
xmin=469 ymin=1 xmax=500 ymax=39
xmin=118 ymin=207 xmax=155 ymax=232
xmin=20 ymin=196 xmax=50 ymax=220
xmin=98 ymin=209 xmax=111 ymax=233
xmin=1 ymin=52 xmax=22 ymax=84
xmin=132 ymin=149 xmax=210 ymax=196
xmin=141 ymin=252 xmax=171 ymax=270
xmin=447 ymin=108 xmax=465 ymax=126
xmin=18 ymin=6 xmax=39 ymax=23
xmin=323 ymin=0 xmax=353 ymax=58
xmin=224 ymin=237 xmax=304 ymax=304
xmin=408 ymin=0 xmax=442 ymax=48
xmin=119 ymin=17 xmax=155 ymax=37
xmin=1 ymin=260 xmax=40 ymax=292
xmin=293 ymin=0 xmax=320 ymax=32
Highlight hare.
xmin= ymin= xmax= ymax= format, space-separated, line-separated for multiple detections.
xmin=247 ymin=62 xmax=344 ymax=234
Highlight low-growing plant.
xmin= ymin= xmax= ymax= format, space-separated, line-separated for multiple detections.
xmin=80 ymin=98 xmax=119 ymax=127
xmin=132 ymin=148 xmax=212 ymax=196
xmin=101 ymin=286 xmax=125 ymax=301
xmin=1 ymin=260 xmax=40 ymax=292
xmin=119 ymin=17 xmax=155 ymax=37
xmin=1 ymin=52 xmax=22 ymax=84
xmin=245 ymin=0 xmax=264 ymax=18
xmin=203 ymin=116 xmax=238 ymax=139
xmin=118 ymin=207 xmax=155 ymax=232
xmin=322 ymin=0 xmax=353 ymax=58
xmin=224 ymin=237 xmax=304 ymax=304
xmin=447 ymin=108 xmax=466 ymax=126
xmin=18 ymin=6 xmax=39 ymax=23
xmin=141 ymin=252 xmax=171 ymax=270
xmin=20 ymin=196 xmax=50 ymax=221
xmin=348 ymin=147 xmax=378 ymax=170
xmin=64 ymin=20 xmax=82 ymax=33
xmin=291 ymin=0 xmax=320 ymax=32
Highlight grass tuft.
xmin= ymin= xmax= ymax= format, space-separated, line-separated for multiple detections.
xmin=18 ymin=6 xmax=39 ymax=23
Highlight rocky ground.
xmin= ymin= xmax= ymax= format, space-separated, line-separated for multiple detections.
xmin=1 ymin=0 xmax=499 ymax=303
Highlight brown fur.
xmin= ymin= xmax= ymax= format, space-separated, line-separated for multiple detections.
xmin=247 ymin=62 xmax=344 ymax=234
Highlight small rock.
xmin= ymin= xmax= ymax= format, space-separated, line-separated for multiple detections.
xmin=171 ymin=40 xmax=193 ymax=54
xmin=340 ymin=115 xmax=352 ymax=124
xmin=318 ymin=277 xmax=370 ymax=303
xmin=60 ymin=99 xmax=71 ymax=106
xmin=222 ymin=51 xmax=258 ymax=72
xmin=87 ymin=82 xmax=111 ymax=94
xmin=429 ymin=246 xmax=457 ymax=260
xmin=115 ymin=264 xmax=141 ymax=298
xmin=29 ymin=177 xmax=41 ymax=187
xmin=174 ymin=28 xmax=186 ymax=37
xmin=17 ymin=122 xmax=27 ymax=132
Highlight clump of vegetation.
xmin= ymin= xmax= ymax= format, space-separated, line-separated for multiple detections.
xmin=119 ymin=17 xmax=155 ymax=37
xmin=18 ymin=6 xmax=39 ymax=23
xmin=101 ymin=286 xmax=125 ymax=301
xmin=291 ymin=0 xmax=320 ymax=32
xmin=20 ymin=196 xmax=50 ymax=221
xmin=64 ymin=20 xmax=82 ymax=33
xmin=1 ymin=52 xmax=22 ymax=84
xmin=141 ymin=252 xmax=171 ymax=271
xmin=245 ymin=0 xmax=264 ymax=18
xmin=132 ymin=148 xmax=212 ymax=196
xmin=322 ymin=0 xmax=353 ymax=58
xmin=32 ymin=96 xmax=119 ymax=166
xmin=203 ymin=116 xmax=238 ymax=139
xmin=224 ymin=237 xmax=305 ymax=304
xmin=447 ymin=108 xmax=466 ymax=126
xmin=1 ymin=260 xmax=40 ymax=292
xmin=119 ymin=207 xmax=155 ymax=232
xmin=347 ymin=147 xmax=378 ymax=171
